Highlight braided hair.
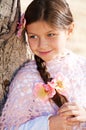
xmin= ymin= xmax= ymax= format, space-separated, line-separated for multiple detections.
xmin=35 ymin=55 xmax=68 ymax=107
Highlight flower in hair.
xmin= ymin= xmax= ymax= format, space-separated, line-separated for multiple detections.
xmin=33 ymin=72 xmax=70 ymax=101
xmin=48 ymin=72 xmax=70 ymax=97
xmin=33 ymin=83 xmax=56 ymax=101
xmin=17 ymin=13 xmax=26 ymax=37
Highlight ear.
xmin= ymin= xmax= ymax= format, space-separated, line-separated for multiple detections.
xmin=68 ymin=22 xmax=74 ymax=36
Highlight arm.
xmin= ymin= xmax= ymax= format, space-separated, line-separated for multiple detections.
xmin=0 ymin=70 xmax=71 ymax=130
xmin=18 ymin=116 xmax=50 ymax=130
xmin=1 ymin=69 xmax=64 ymax=130
xmin=18 ymin=114 xmax=70 ymax=130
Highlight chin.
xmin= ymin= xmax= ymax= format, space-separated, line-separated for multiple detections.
xmin=41 ymin=56 xmax=54 ymax=62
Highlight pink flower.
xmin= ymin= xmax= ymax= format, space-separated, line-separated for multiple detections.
xmin=33 ymin=83 xmax=56 ymax=101
xmin=48 ymin=72 xmax=70 ymax=97
xmin=17 ymin=14 xmax=26 ymax=37
xmin=33 ymin=72 xmax=70 ymax=101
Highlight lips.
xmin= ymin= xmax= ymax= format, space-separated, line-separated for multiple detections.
xmin=38 ymin=50 xmax=52 ymax=55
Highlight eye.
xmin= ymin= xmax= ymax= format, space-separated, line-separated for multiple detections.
xmin=47 ymin=33 xmax=56 ymax=37
xmin=28 ymin=35 xmax=38 ymax=39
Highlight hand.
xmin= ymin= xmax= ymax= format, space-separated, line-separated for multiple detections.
xmin=58 ymin=102 xmax=86 ymax=126
xmin=49 ymin=114 xmax=70 ymax=130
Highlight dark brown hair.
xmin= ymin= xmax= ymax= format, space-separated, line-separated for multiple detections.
xmin=25 ymin=0 xmax=73 ymax=107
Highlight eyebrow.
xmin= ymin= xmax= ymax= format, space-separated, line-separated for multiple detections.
xmin=27 ymin=33 xmax=36 ymax=35
xmin=27 ymin=30 xmax=57 ymax=35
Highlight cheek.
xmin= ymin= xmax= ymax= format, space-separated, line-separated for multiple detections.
xmin=51 ymin=38 xmax=66 ymax=50
xmin=29 ymin=42 xmax=37 ymax=52
xmin=50 ymin=39 xmax=60 ymax=48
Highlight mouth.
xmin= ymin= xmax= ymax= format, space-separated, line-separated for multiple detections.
xmin=38 ymin=50 xmax=53 ymax=55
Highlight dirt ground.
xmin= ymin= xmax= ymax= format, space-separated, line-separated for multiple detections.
xmin=21 ymin=0 xmax=86 ymax=57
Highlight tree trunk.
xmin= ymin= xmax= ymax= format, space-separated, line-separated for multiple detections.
xmin=0 ymin=0 xmax=28 ymax=115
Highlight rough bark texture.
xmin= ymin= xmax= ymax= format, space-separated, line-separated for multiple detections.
xmin=0 ymin=0 xmax=28 ymax=115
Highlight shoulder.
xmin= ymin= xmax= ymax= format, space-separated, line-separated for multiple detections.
xmin=18 ymin=59 xmax=38 ymax=75
xmin=68 ymin=50 xmax=86 ymax=65
xmin=15 ymin=59 xmax=39 ymax=80
xmin=9 ymin=60 xmax=41 ymax=91
xmin=76 ymin=54 xmax=86 ymax=74
xmin=73 ymin=52 xmax=86 ymax=66
xmin=69 ymin=51 xmax=86 ymax=74
xmin=20 ymin=59 xmax=37 ymax=72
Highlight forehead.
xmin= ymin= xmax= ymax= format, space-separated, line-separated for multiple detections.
xmin=26 ymin=20 xmax=56 ymax=33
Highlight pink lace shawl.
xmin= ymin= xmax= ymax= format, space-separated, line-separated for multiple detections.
xmin=0 ymin=50 xmax=86 ymax=129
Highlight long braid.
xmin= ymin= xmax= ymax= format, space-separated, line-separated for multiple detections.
xmin=34 ymin=55 xmax=52 ymax=84
xmin=35 ymin=55 xmax=68 ymax=107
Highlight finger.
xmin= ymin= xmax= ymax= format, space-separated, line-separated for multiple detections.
xmin=59 ymin=102 xmax=79 ymax=113
xmin=67 ymin=116 xmax=81 ymax=122
xmin=66 ymin=120 xmax=80 ymax=126
xmin=59 ymin=110 xmax=79 ymax=117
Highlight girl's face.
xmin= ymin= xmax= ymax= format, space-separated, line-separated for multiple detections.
xmin=26 ymin=21 xmax=72 ymax=62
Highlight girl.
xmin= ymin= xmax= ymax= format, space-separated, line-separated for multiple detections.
xmin=0 ymin=0 xmax=86 ymax=129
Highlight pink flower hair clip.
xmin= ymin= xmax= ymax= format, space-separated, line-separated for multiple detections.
xmin=17 ymin=13 xmax=26 ymax=38
xmin=33 ymin=72 xmax=71 ymax=102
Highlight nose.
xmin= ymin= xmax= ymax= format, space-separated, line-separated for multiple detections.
xmin=39 ymin=37 xmax=48 ymax=49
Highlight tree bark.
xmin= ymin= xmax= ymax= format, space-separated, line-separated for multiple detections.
xmin=0 ymin=0 xmax=28 ymax=115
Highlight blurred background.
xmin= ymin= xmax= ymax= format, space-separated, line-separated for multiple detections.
xmin=20 ymin=0 xmax=86 ymax=57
